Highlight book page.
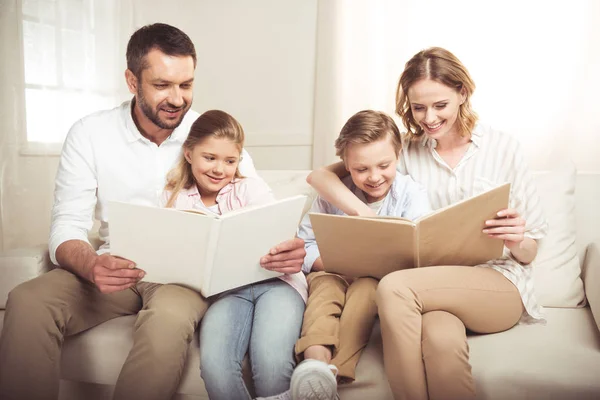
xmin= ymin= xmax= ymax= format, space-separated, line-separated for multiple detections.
xmin=181 ymin=208 xmax=218 ymax=217
xmin=205 ymin=195 xmax=307 ymax=296
xmin=309 ymin=213 xmax=417 ymax=279
xmin=109 ymin=202 xmax=212 ymax=292
xmin=417 ymin=183 xmax=510 ymax=267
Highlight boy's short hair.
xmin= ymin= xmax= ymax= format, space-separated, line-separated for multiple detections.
xmin=334 ymin=110 xmax=402 ymax=159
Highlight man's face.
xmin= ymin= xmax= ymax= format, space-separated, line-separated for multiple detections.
xmin=132 ymin=49 xmax=195 ymax=130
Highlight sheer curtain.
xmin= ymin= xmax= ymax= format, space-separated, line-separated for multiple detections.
xmin=0 ymin=0 xmax=135 ymax=250
xmin=312 ymin=0 xmax=600 ymax=172
xmin=21 ymin=0 xmax=128 ymax=146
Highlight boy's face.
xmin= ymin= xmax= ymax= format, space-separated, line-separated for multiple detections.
xmin=344 ymin=135 xmax=398 ymax=203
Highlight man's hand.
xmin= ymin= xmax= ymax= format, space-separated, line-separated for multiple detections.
xmin=260 ymin=237 xmax=306 ymax=274
xmin=86 ymin=253 xmax=145 ymax=294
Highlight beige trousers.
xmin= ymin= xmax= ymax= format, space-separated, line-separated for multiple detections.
xmin=0 ymin=268 xmax=208 ymax=400
xmin=376 ymin=266 xmax=523 ymax=400
xmin=295 ymin=271 xmax=378 ymax=382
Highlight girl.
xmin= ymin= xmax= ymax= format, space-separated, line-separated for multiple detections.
xmin=162 ymin=110 xmax=307 ymax=400
xmin=305 ymin=48 xmax=548 ymax=400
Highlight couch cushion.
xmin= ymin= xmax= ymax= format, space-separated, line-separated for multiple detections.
xmin=532 ymin=162 xmax=585 ymax=307
xmin=469 ymin=307 xmax=600 ymax=399
xmin=0 ymin=245 xmax=51 ymax=309
xmin=258 ymin=170 xmax=315 ymax=215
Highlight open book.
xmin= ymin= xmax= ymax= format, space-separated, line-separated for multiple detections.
xmin=309 ymin=183 xmax=510 ymax=279
xmin=109 ymin=195 xmax=307 ymax=297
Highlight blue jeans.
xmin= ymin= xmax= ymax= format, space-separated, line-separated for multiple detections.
xmin=199 ymin=279 xmax=305 ymax=400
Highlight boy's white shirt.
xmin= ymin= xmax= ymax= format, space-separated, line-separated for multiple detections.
xmin=297 ymin=173 xmax=432 ymax=273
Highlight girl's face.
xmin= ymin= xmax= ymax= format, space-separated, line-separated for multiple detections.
xmin=184 ymin=137 xmax=241 ymax=198
xmin=407 ymin=78 xmax=466 ymax=141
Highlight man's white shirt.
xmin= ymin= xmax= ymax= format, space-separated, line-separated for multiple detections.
xmin=49 ymin=101 xmax=259 ymax=265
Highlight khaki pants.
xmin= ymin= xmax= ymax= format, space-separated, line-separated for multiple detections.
xmin=376 ymin=266 xmax=523 ymax=400
xmin=0 ymin=268 xmax=208 ymax=400
xmin=295 ymin=271 xmax=378 ymax=382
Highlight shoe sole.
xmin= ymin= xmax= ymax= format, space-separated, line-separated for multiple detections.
xmin=290 ymin=365 xmax=337 ymax=400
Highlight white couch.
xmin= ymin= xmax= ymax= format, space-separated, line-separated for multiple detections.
xmin=1 ymin=167 xmax=600 ymax=400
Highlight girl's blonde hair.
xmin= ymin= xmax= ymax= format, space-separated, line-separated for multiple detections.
xmin=395 ymin=47 xmax=478 ymax=139
xmin=334 ymin=110 xmax=402 ymax=159
xmin=164 ymin=110 xmax=244 ymax=208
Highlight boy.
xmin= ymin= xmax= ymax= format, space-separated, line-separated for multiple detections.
xmin=290 ymin=110 xmax=432 ymax=400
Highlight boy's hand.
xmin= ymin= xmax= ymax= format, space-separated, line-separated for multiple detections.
xmin=260 ymin=238 xmax=306 ymax=274
xmin=87 ymin=253 xmax=145 ymax=294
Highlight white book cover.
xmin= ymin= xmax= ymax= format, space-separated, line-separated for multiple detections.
xmin=109 ymin=195 xmax=307 ymax=297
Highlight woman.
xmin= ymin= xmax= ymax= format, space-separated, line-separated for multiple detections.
xmin=306 ymin=47 xmax=547 ymax=400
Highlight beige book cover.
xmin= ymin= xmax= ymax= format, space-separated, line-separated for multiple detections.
xmin=309 ymin=183 xmax=510 ymax=279
xmin=109 ymin=195 xmax=307 ymax=297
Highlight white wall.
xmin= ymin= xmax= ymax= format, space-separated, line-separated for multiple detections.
xmin=127 ymin=0 xmax=317 ymax=169
xmin=311 ymin=0 xmax=600 ymax=172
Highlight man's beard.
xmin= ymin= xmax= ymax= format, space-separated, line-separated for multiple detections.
xmin=137 ymin=87 xmax=189 ymax=130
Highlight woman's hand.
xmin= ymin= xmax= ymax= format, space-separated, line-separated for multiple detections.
xmin=483 ymin=208 xmax=537 ymax=264
xmin=483 ymin=208 xmax=525 ymax=249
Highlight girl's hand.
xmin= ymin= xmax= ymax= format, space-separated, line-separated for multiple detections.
xmin=483 ymin=208 xmax=526 ymax=252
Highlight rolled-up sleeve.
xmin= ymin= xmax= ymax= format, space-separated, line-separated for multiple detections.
xmin=49 ymin=120 xmax=98 ymax=265
xmin=297 ymin=196 xmax=331 ymax=273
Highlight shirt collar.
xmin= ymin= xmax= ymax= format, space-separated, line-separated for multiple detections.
xmin=182 ymin=179 xmax=242 ymax=202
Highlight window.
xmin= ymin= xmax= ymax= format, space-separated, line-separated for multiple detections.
xmin=21 ymin=0 xmax=121 ymax=144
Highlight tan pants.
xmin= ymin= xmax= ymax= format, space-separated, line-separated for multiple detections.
xmin=0 ymin=268 xmax=208 ymax=400
xmin=295 ymin=271 xmax=378 ymax=382
xmin=376 ymin=266 xmax=523 ymax=400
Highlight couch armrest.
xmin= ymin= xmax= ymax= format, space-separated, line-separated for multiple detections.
xmin=0 ymin=245 xmax=54 ymax=309
xmin=582 ymin=241 xmax=600 ymax=333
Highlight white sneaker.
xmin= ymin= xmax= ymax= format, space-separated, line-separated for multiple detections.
xmin=290 ymin=359 xmax=339 ymax=400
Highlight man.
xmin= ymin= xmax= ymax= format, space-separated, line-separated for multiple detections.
xmin=0 ymin=23 xmax=305 ymax=400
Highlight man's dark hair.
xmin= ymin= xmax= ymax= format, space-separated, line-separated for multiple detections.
xmin=126 ymin=23 xmax=197 ymax=78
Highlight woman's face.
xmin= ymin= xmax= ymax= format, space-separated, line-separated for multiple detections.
xmin=407 ymin=78 xmax=466 ymax=141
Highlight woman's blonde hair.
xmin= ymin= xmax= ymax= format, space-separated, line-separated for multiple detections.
xmin=334 ymin=110 xmax=402 ymax=159
xmin=396 ymin=47 xmax=478 ymax=139
xmin=164 ymin=110 xmax=244 ymax=208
